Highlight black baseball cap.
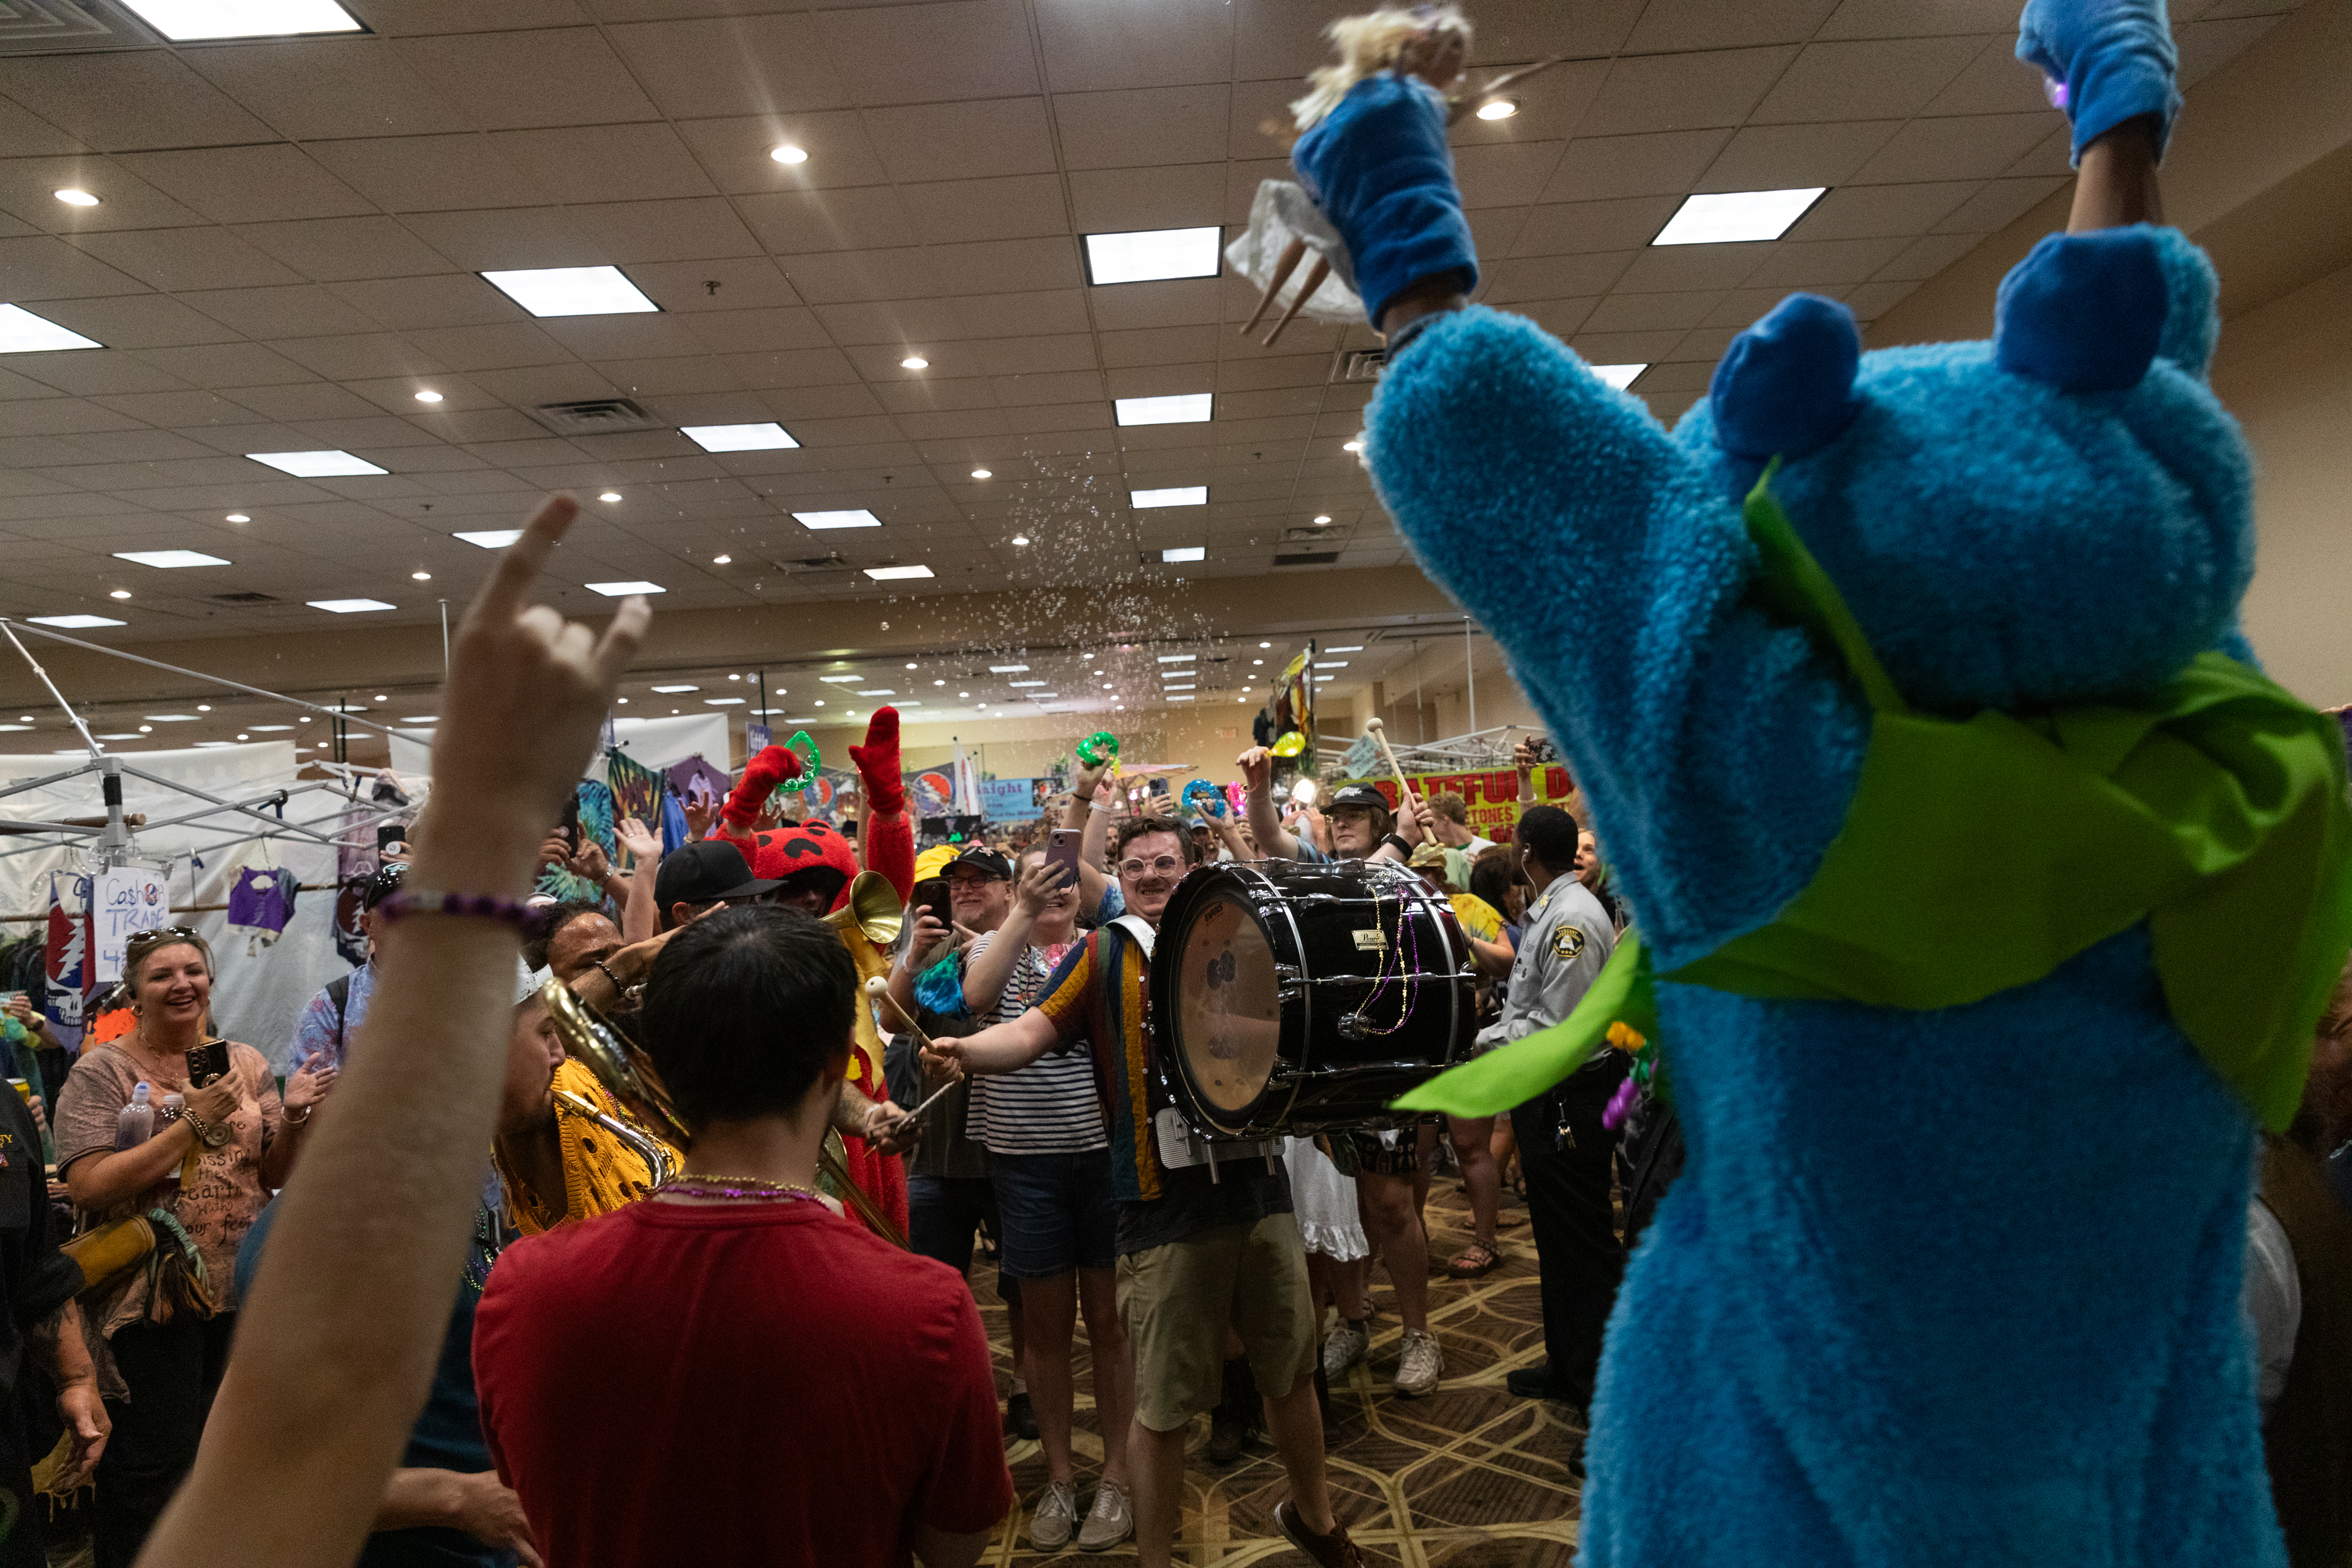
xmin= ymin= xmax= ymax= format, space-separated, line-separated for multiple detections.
xmin=360 ymin=860 xmax=408 ymax=910
xmin=655 ymin=840 xmax=781 ymax=911
xmin=945 ymin=845 xmax=1013 ymax=881
xmin=1326 ymin=783 xmax=1394 ymax=817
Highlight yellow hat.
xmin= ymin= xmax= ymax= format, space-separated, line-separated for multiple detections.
xmin=913 ymin=844 xmax=959 ymax=882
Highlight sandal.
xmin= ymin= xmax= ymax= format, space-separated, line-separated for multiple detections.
xmin=1447 ymin=1241 xmax=1502 ymax=1279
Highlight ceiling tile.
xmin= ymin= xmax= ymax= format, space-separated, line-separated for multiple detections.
xmin=1582 ymin=290 xmax=1725 ymax=333
xmin=815 ymin=299 xmax=968 ymax=346
xmin=813 ymin=0 xmax=1041 ymax=106
xmin=28 ymin=295 xmax=235 ymax=350
xmin=1930 ymin=175 xmax=2067 ymax=233
xmin=0 ymin=235 xmax=146 ymax=300
xmin=0 ymin=53 xmax=276 ymax=152
xmin=540 ymin=316 xmax=715 ymax=361
xmin=563 ymin=198 xmax=763 ymax=265
xmin=929 ymin=238 xmax=1085 ymax=297
xmin=1817 ymin=0 xmax=2020 ymax=39
xmin=233 ymin=216 xmax=457 ymax=282
xmin=1448 ymin=57 xmax=1609 ymax=144
xmin=1919 ymin=36 xmax=2055 ymax=116
xmin=1579 ymin=47 xmax=1797 ymax=139
xmin=1786 ymin=180 xmax=1980 ymax=242
xmin=225 ymin=382 xmax=399 ymax=423
xmin=627 ymin=257 xmax=802 ymax=312
xmin=1511 ymin=195 xmax=1680 ymax=255
xmin=1846 ymin=113 xmax=2058 ymax=183
xmin=114 ymin=145 xmax=375 ymax=227
xmin=393 ymin=29 xmax=660 ymax=132
xmin=340 ymin=0 xmax=590 ymax=35
xmin=778 ymin=248 xmax=949 ymax=304
xmin=0 ymin=157 xmax=208 ymax=233
xmin=1750 ymin=35 xmax=1990 ymax=122
xmin=1842 ymin=278 xmax=1925 ymax=320
xmin=14 ymin=351 xmax=188 ymax=397
xmin=1074 ymin=163 xmax=1224 ymax=235
xmin=900 ymin=175 xmax=1070 ymax=246
xmin=326 ymin=274 xmax=521 ymax=331
xmin=1699 ymin=120 xmax=1903 ymax=190
xmin=1615 ymin=242 xmax=1776 ymax=291
xmin=182 ymin=38 xmax=476 ymax=141
xmin=604 ymin=14 xmax=850 ymax=120
xmin=268 ymin=333 xmax=451 ymax=381
xmin=307 ymin=134 xmax=546 ymax=214
xmin=1455 ymin=142 xmax=1566 ymax=208
xmin=1507 ymin=297 xmax=1599 ymax=338
xmin=1874 ymin=232 xmax=1989 ymax=281
xmin=402 ymin=323 xmax=576 ymax=372
xmin=487 ymin=124 xmax=719 ymax=205
xmin=1623 ymin=0 xmax=1841 ymax=50
xmin=671 ymin=112 xmax=890 ymax=193
xmin=1056 ymin=85 xmax=1231 ymax=170
xmin=397 ymin=208 xmax=607 ymax=271
xmin=71 ymin=229 xmax=306 ymax=294
xmin=675 ymin=306 xmax=830 ymax=356
xmin=1741 ymin=236 xmax=1910 ymax=288
xmin=1541 ymin=130 xmax=1733 ymax=202
xmin=176 ymin=284 xmax=380 ymax=339
xmin=736 ymin=187 xmax=919 ymax=254
xmin=1480 ymin=251 xmax=1637 ymax=303
xmin=864 ymin=99 xmax=1058 ymax=184
xmin=0 ymin=99 xmax=81 ymax=159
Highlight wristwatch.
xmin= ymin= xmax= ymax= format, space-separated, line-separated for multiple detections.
xmin=1382 ymin=833 xmax=1415 ymax=858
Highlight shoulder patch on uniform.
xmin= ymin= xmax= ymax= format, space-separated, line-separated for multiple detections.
xmin=1553 ymin=924 xmax=1586 ymax=960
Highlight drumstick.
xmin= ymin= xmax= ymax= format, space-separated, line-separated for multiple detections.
xmin=861 ymin=975 xmax=962 ymax=1125
xmin=1364 ymin=718 xmax=1420 ymax=826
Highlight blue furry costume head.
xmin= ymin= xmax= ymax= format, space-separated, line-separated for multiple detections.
xmin=1298 ymin=1 xmax=2316 ymax=1560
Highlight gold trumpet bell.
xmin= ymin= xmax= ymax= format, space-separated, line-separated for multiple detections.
xmin=538 ymin=976 xmax=696 ymax=1152
xmin=826 ymin=870 xmax=902 ymax=1093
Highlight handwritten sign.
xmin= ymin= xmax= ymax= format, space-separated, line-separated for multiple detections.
xmin=93 ymin=867 xmax=170 ymax=984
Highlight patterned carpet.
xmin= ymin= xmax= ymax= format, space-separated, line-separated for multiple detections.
xmin=969 ymin=1181 xmax=1587 ymax=1567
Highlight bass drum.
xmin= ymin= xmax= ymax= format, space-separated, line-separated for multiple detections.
xmin=1149 ymin=859 xmax=1476 ymax=1140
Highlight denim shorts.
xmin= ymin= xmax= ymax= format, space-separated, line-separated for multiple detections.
xmin=991 ymin=1148 xmax=1118 ymax=1280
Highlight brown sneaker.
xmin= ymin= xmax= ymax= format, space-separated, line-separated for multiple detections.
xmin=1275 ymin=1499 xmax=1367 ymax=1567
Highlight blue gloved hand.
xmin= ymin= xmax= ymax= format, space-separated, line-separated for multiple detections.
xmin=2016 ymin=0 xmax=2181 ymax=163
xmin=1290 ymin=76 xmax=1477 ymax=328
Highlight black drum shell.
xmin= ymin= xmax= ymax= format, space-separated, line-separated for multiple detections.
xmin=1146 ymin=858 xmax=1477 ymax=1140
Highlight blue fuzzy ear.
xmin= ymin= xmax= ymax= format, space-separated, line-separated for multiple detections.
xmin=1995 ymin=228 xmax=2166 ymax=391
xmin=1708 ymin=293 xmax=1862 ymax=461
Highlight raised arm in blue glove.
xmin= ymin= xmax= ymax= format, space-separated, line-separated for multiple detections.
xmin=2017 ymin=0 xmax=2181 ymax=162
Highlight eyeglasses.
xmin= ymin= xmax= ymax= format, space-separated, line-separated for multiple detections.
xmin=1119 ymin=855 xmax=1184 ymax=878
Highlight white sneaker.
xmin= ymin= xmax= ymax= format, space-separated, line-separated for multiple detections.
xmin=1322 ymin=1316 xmax=1369 ymax=1378
xmin=1076 ymin=1478 xmax=1134 ymax=1551
xmin=1394 ymin=1328 xmax=1443 ymax=1397
xmin=1031 ymin=1479 xmax=1077 ymax=1550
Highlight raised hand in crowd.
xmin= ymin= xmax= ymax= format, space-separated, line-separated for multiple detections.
xmin=610 ymin=817 xmax=662 ymax=943
xmin=612 ymin=817 xmax=659 ymax=866
xmin=681 ymin=794 xmax=717 ymax=842
xmin=1234 ymin=744 xmax=1307 ymax=862
xmin=283 ymin=1051 xmax=338 ymax=1118
xmin=140 ymin=493 xmax=647 ymax=1568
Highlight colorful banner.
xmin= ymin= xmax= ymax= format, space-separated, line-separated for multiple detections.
xmin=42 ymin=870 xmax=91 ymax=1032
xmin=604 ymin=747 xmax=664 ymax=848
xmin=977 ymin=777 xmax=1036 ymax=821
xmin=1336 ymin=764 xmax=1579 ymax=841
xmin=904 ymin=768 xmax=956 ymax=817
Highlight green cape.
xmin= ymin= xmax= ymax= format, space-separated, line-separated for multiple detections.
xmin=1398 ymin=472 xmax=2352 ymax=1130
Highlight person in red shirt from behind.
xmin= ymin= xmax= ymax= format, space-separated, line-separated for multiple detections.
xmin=472 ymin=906 xmax=1012 ymax=1568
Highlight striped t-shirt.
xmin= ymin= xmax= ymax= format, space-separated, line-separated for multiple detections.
xmin=960 ymin=931 xmax=1107 ymax=1156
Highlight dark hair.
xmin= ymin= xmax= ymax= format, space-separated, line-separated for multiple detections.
xmin=1468 ymin=844 xmax=1520 ymax=911
xmin=1114 ymin=813 xmax=1200 ymax=867
xmin=523 ymin=899 xmax=608 ymax=970
xmin=640 ymin=906 xmax=857 ymax=1130
xmin=1514 ymin=804 xmax=1581 ymax=874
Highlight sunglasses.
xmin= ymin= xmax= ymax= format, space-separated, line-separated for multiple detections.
xmin=124 ymin=925 xmax=202 ymax=955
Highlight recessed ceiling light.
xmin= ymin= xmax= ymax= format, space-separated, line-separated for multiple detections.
xmin=109 ymin=590 xmax=132 ymax=600
xmin=1326 ymin=645 xmax=1364 ymax=652
xmin=1475 ymin=99 xmax=1518 ymax=120
xmin=1654 ymin=188 xmax=1825 ymax=246
xmin=54 ymin=188 xmax=100 ymax=207
xmin=587 ymin=581 xmax=664 ymax=596
xmin=0 ymin=305 xmax=101 ymax=354
xmin=934 ymin=679 xmax=947 ymax=686
xmin=308 ymin=598 xmax=394 ymax=613
xmin=1592 ymin=363 xmax=1649 ymax=389
xmin=866 ymin=565 xmax=933 ymax=580
xmin=1260 ymin=641 xmax=1271 ymax=648
xmin=684 ymin=423 xmax=798 ymax=453
xmin=247 ymin=449 xmax=387 ymax=477
xmin=1343 ymin=438 xmax=1365 ymax=453
xmin=1313 ymin=515 xmax=1332 ymax=525
xmin=1115 ymin=393 xmax=1211 ymax=427
xmin=225 ymin=513 xmax=250 ymax=523
xmin=728 ymin=673 xmax=742 ymax=681
xmin=704 ymin=697 xmax=745 ymax=706
xmin=14 ymin=717 xmax=28 ymax=723
xmin=1010 ymin=535 xmax=1030 ymax=547
xmin=1161 ymin=547 xmax=1205 ymax=563
xmin=454 ymin=530 xmax=521 ymax=549
xmin=651 ymin=684 xmax=699 ymax=693
xmin=970 ymin=468 xmax=992 ymax=480
xmin=814 ymin=700 xmax=825 ymax=706
xmin=792 ymin=509 xmax=878 ymax=529
xmin=712 ymin=553 xmax=732 ymax=564
xmin=958 ymin=691 xmax=970 ymax=698
xmin=139 ymin=726 xmax=152 ymax=734
xmin=237 ymin=732 xmax=249 ymax=740
xmin=1252 ymin=659 xmax=1264 ymax=665
xmin=414 ymin=389 xmax=443 ymax=403
xmin=1134 ymin=486 xmax=1208 ymax=512
xmin=410 ymin=570 xmax=431 ymax=581
xmin=989 ymin=665 xmax=1029 ymax=674
xmin=770 ymin=144 xmax=809 ymax=165
xmin=114 ymin=549 xmax=228 ymax=569
xmin=117 ymin=0 xmax=361 ymax=40
xmin=482 ymin=265 xmax=659 ymax=318
xmin=199 ymin=704 xmax=214 ymax=711
xmin=904 ymin=662 xmax=917 ymax=670
xmin=900 ymin=356 xmax=928 ymax=370
xmin=29 ymin=615 xmax=122 ymax=629
xmin=1083 ymin=227 xmax=1222 ymax=286
xmin=1103 ymin=683 xmax=1115 ymax=691
xmin=598 ymin=491 xmax=621 ymax=503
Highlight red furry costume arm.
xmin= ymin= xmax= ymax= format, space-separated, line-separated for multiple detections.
xmin=715 ymin=744 xmax=798 ymax=855
xmin=849 ymin=707 xmax=914 ymax=902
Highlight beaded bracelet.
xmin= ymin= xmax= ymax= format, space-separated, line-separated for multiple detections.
xmin=374 ymin=888 xmax=545 ymax=933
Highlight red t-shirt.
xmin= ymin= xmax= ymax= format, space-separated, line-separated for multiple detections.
xmin=474 ymin=1196 xmax=1011 ymax=1567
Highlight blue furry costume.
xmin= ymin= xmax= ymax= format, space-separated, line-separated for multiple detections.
xmin=1294 ymin=1 xmax=2348 ymax=1562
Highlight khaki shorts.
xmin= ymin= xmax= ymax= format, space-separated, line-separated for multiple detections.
xmin=1117 ymin=1213 xmax=1319 ymax=1432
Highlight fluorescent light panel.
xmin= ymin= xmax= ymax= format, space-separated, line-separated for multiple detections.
xmin=857 ymin=689 xmax=897 ymax=696
xmin=1324 ymin=645 xmax=1364 ymax=652
xmin=1083 ymin=227 xmax=1222 ymax=286
xmin=1591 ymin=363 xmax=1648 ymax=389
xmin=704 ymin=697 xmax=745 ymax=706
xmin=1652 ymin=188 xmax=1825 ymax=246
xmin=1134 ymin=487 xmax=1207 ymax=509
xmin=1161 ymin=547 xmax=1205 ymax=563
xmin=0 ymin=304 xmax=101 ymax=353
xmin=1156 ymin=653 xmax=1196 ymax=662
xmin=1007 ymin=680 xmax=1045 ymax=688
xmin=28 ymin=615 xmax=123 ymax=629
xmin=988 ymin=665 xmax=1028 ymax=674
xmin=482 ymin=265 xmax=658 ymax=318
xmin=308 ymin=598 xmax=393 ymax=613
xmin=649 ymin=684 xmax=699 ymax=693
xmin=683 ymin=422 xmax=798 ymax=453
xmin=585 ymin=581 xmax=665 ymax=596
xmin=118 ymin=0 xmax=361 ymax=40
xmin=819 ymin=676 xmax=861 ymax=683
xmin=248 ymin=449 xmax=386 ymax=477
xmin=454 ymin=530 xmax=521 ymax=549
xmin=1115 ymin=393 xmax=1211 ymax=427
xmin=865 ymin=565 xmax=932 ymax=580
xmin=792 ymin=510 xmax=878 ymax=529
xmin=113 ymin=550 xmax=227 ymax=569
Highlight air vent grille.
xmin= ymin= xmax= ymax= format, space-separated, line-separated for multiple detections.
xmin=209 ymin=591 xmax=278 ymax=604
xmin=1335 ymin=349 xmax=1386 ymax=382
xmin=530 ymin=398 xmax=656 ymax=436
xmin=0 ymin=0 xmax=135 ymax=55
xmin=1275 ymin=550 xmax=1343 ymax=567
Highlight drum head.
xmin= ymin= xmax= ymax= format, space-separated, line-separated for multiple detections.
xmin=1173 ymin=887 xmax=1283 ymax=1119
